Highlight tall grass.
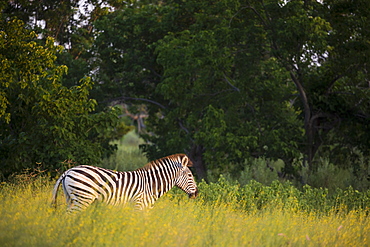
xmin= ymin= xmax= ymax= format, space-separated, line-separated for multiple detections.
xmin=0 ymin=178 xmax=369 ymax=246
xmin=1 ymin=132 xmax=369 ymax=246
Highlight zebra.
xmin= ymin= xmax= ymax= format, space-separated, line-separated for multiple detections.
xmin=51 ymin=154 xmax=198 ymax=212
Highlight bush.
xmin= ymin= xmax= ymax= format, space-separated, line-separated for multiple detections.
xmin=214 ymin=156 xmax=370 ymax=192
xmin=299 ymin=157 xmax=370 ymax=192
xmin=187 ymin=176 xmax=370 ymax=215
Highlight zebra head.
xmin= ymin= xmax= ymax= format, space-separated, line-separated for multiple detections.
xmin=175 ymin=154 xmax=199 ymax=199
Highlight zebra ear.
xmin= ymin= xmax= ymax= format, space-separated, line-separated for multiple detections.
xmin=181 ymin=155 xmax=193 ymax=167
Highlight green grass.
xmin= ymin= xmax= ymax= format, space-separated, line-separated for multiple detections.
xmin=0 ymin=178 xmax=369 ymax=246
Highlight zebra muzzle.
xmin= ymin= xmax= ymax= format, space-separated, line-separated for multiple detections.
xmin=188 ymin=188 xmax=199 ymax=199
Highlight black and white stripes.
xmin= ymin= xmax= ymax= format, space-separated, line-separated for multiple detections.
xmin=51 ymin=154 xmax=198 ymax=212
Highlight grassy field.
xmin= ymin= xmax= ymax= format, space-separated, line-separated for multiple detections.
xmin=0 ymin=178 xmax=369 ymax=247
xmin=1 ymin=132 xmax=369 ymax=246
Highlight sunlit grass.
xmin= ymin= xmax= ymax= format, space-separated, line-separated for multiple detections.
xmin=1 ymin=133 xmax=369 ymax=246
xmin=0 ymin=178 xmax=369 ymax=247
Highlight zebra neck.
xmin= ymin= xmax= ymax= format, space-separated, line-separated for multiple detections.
xmin=139 ymin=167 xmax=178 ymax=199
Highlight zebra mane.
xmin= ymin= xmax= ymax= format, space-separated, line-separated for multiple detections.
xmin=137 ymin=154 xmax=190 ymax=171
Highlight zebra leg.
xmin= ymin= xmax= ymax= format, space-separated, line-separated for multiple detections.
xmin=67 ymin=199 xmax=83 ymax=214
xmin=133 ymin=194 xmax=157 ymax=210
xmin=133 ymin=199 xmax=145 ymax=211
xmin=67 ymin=193 xmax=96 ymax=213
xmin=132 ymin=192 xmax=146 ymax=210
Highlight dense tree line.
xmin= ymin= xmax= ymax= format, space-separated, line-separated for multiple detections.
xmin=1 ymin=0 xmax=369 ymax=182
xmin=0 ymin=2 xmax=130 ymax=179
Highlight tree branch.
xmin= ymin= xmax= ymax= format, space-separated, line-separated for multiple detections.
xmin=178 ymin=118 xmax=190 ymax=134
xmin=110 ymin=96 xmax=166 ymax=109
xmin=223 ymin=73 xmax=240 ymax=92
xmin=289 ymin=72 xmax=310 ymax=129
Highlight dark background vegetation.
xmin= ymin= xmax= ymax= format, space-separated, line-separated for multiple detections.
xmin=1 ymin=0 xmax=369 ymax=190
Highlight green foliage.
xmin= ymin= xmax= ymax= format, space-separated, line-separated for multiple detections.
xmin=92 ymin=3 xmax=168 ymax=102
xmin=238 ymin=158 xmax=283 ymax=186
xmin=101 ymin=131 xmax=148 ymax=171
xmin=195 ymin=175 xmax=370 ymax=214
xmin=217 ymin=156 xmax=370 ymax=192
xmin=300 ymin=156 xmax=370 ymax=192
xmin=0 ymin=18 xmax=129 ymax=179
xmin=3 ymin=0 xmax=370 ymax=184
xmin=127 ymin=0 xmax=304 ymax=177
xmin=152 ymin=0 xmax=369 ymax=178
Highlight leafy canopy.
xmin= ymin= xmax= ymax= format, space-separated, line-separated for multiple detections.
xmin=0 ymin=18 xmax=128 ymax=179
xmin=92 ymin=0 xmax=370 ymax=180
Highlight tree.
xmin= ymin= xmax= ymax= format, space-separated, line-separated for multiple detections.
xmin=92 ymin=0 xmax=304 ymax=180
xmin=92 ymin=0 xmax=370 ymax=181
xmin=243 ymin=0 xmax=370 ymax=171
xmin=0 ymin=17 xmax=128 ymax=179
xmin=2 ymin=0 xmax=113 ymax=92
xmin=151 ymin=1 xmax=305 ymax=179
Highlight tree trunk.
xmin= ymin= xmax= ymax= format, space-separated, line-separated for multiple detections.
xmin=188 ymin=144 xmax=207 ymax=182
xmin=289 ymin=72 xmax=317 ymax=171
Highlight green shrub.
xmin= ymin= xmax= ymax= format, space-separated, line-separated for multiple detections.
xmin=300 ymin=152 xmax=370 ymax=191
xmin=239 ymin=158 xmax=283 ymax=186
xmin=227 ymin=156 xmax=370 ymax=192
xmin=184 ymin=176 xmax=370 ymax=215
